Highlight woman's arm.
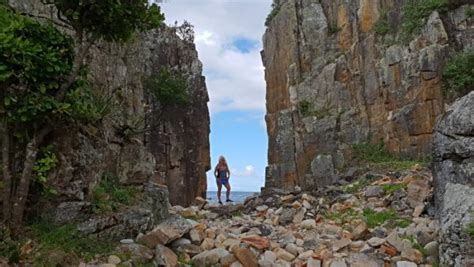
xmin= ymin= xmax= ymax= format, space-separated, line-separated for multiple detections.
xmin=214 ymin=167 xmax=218 ymax=178
xmin=227 ymin=169 xmax=231 ymax=179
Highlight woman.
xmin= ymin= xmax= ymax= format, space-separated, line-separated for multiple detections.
xmin=214 ymin=156 xmax=233 ymax=205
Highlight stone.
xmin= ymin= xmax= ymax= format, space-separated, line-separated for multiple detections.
xmin=293 ymin=209 xmax=305 ymax=224
xmin=279 ymin=208 xmax=296 ymax=225
xmin=54 ymin=202 xmax=91 ymax=224
xmin=108 ymin=255 xmax=121 ymax=265
xmin=407 ymin=178 xmax=431 ymax=209
xmin=332 ymin=238 xmax=351 ymax=252
xmin=396 ymin=261 xmax=417 ymax=267
xmin=176 ymin=244 xmax=203 ymax=257
xmin=380 ymin=244 xmax=397 ymax=257
xmin=189 ymin=228 xmax=203 ymax=244
xmin=301 ymin=219 xmax=316 ymax=230
xmin=423 ymin=241 xmax=438 ymax=258
xmin=351 ymin=222 xmax=368 ymax=240
xmin=234 ymin=247 xmax=258 ymax=267
xmin=118 ymin=243 xmax=154 ymax=264
xmin=149 ymin=215 xmax=193 ymax=245
xmin=221 ymin=254 xmax=237 ymax=266
xmin=154 ymin=244 xmax=178 ymax=266
xmin=241 ymin=236 xmax=270 ymax=250
xmin=307 ymin=258 xmax=322 ymax=267
xmin=222 ymin=238 xmax=240 ymax=250
xmin=256 ymin=205 xmax=269 ymax=212
xmin=297 ymin=250 xmax=314 ymax=260
xmin=200 ymin=238 xmax=215 ymax=250
xmin=285 ymin=243 xmax=299 ymax=256
xmin=438 ymin=184 xmax=474 ymax=266
xmin=329 ymin=260 xmax=347 ymax=267
xmin=365 ymin=186 xmax=384 ymax=198
xmin=412 ymin=205 xmax=425 ymax=217
xmin=230 ymin=262 xmax=244 ymax=267
xmin=367 ymin=237 xmax=385 ymax=247
xmin=401 ymin=248 xmax=423 ymax=264
xmin=171 ymin=238 xmax=191 ymax=249
xmin=276 ymin=248 xmax=295 ymax=262
xmin=192 ymin=248 xmax=229 ymax=266
xmin=386 ymin=232 xmax=406 ymax=252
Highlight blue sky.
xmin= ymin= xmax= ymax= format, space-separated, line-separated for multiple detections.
xmin=161 ymin=0 xmax=272 ymax=192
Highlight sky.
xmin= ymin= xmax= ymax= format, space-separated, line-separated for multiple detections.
xmin=160 ymin=0 xmax=273 ymax=192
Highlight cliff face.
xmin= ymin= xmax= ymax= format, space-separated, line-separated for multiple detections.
xmin=262 ymin=0 xmax=473 ymax=190
xmin=11 ymin=0 xmax=210 ymax=211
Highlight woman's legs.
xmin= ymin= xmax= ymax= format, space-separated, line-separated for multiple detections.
xmin=224 ymin=183 xmax=231 ymax=201
xmin=216 ymin=180 xmax=223 ymax=204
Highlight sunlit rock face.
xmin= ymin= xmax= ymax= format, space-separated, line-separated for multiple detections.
xmin=10 ymin=0 xmax=210 ymax=212
xmin=262 ymin=0 xmax=473 ymax=190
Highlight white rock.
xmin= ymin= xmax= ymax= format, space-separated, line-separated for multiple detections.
xmin=285 ymin=243 xmax=299 ymax=256
xmin=263 ymin=250 xmax=277 ymax=262
xmin=307 ymin=258 xmax=322 ymax=267
xmin=108 ymin=255 xmax=121 ymax=265
xmin=301 ymin=219 xmax=316 ymax=230
xmin=396 ymin=261 xmax=417 ymax=267
xmin=367 ymin=237 xmax=385 ymax=247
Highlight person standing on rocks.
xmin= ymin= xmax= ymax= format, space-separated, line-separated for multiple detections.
xmin=214 ymin=155 xmax=233 ymax=205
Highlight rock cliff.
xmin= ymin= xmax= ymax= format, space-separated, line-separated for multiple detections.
xmin=262 ymin=0 xmax=473 ymax=190
xmin=10 ymin=0 xmax=210 ymax=224
xmin=433 ymin=92 xmax=473 ymax=266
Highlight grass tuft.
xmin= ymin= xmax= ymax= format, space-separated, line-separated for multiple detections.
xmin=401 ymin=0 xmax=449 ymax=40
xmin=383 ymin=183 xmax=408 ymax=194
xmin=29 ymin=221 xmax=114 ymax=264
xmin=92 ymin=173 xmax=139 ymax=213
xmin=363 ymin=208 xmax=398 ymax=228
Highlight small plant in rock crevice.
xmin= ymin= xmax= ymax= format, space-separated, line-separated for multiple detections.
xmin=401 ymin=0 xmax=449 ymax=40
xmin=374 ymin=9 xmax=392 ymax=35
xmin=442 ymin=49 xmax=474 ymax=99
xmin=363 ymin=208 xmax=398 ymax=228
xmin=92 ymin=173 xmax=139 ymax=213
xmin=265 ymin=0 xmax=282 ymax=27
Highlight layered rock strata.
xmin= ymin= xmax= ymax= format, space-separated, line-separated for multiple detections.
xmin=262 ymin=0 xmax=473 ymax=190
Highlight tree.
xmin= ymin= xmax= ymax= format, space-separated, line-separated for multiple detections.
xmin=0 ymin=1 xmax=164 ymax=233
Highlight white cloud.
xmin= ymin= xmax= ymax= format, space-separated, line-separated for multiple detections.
xmin=160 ymin=0 xmax=272 ymax=115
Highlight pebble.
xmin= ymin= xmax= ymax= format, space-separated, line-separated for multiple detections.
xmin=300 ymin=219 xmax=316 ymax=230
xmin=107 ymin=255 xmax=121 ymax=265
xmin=367 ymin=237 xmax=385 ymax=247
xmin=276 ymin=248 xmax=295 ymax=262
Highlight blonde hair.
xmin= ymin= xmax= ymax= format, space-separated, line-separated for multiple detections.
xmin=217 ymin=155 xmax=228 ymax=169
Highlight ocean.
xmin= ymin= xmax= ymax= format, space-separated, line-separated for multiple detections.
xmin=206 ymin=191 xmax=258 ymax=204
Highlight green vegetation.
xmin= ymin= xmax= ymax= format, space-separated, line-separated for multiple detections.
xmin=352 ymin=141 xmax=429 ymax=171
xmin=374 ymin=10 xmax=391 ymax=35
xmin=50 ymin=0 xmax=164 ymax=42
xmin=401 ymin=0 xmax=448 ymax=40
xmin=92 ymin=174 xmax=139 ymax=213
xmin=465 ymin=222 xmax=474 ymax=239
xmin=328 ymin=24 xmax=341 ymax=34
xmin=342 ymin=178 xmax=370 ymax=194
xmin=265 ymin=0 xmax=282 ymax=27
xmin=383 ymin=183 xmax=408 ymax=194
xmin=1 ymin=0 xmax=164 ymax=231
xmin=323 ymin=208 xmax=360 ymax=225
xmin=29 ymin=221 xmax=114 ymax=263
xmin=145 ymin=68 xmax=190 ymax=107
xmin=0 ymin=227 xmax=20 ymax=264
xmin=442 ymin=49 xmax=474 ymax=98
xmin=298 ymin=100 xmax=332 ymax=118
xmin=402 ymin=235 xmax=428 ymax=256
xmin=467 ymin=7 xmax=474 ymax=17
xmin=363 ymin=208 xmax=398 ymax=228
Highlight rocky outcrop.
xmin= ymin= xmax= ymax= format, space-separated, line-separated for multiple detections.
xmin=10 ymin=0 xmax=210 ymax=218
xmin=433 ymin=92 xmax=474 ymax=266
xmin=262 ymin=0 xmax=473 ymax=190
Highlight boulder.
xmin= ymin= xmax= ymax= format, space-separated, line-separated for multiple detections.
xmin=154 ymin=244 xmax=178 ymax=266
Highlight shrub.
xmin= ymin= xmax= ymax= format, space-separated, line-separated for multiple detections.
xmin=29 ymin=221 xmax=114 ymax=262
xmin=145 ymin=68 xmax=189 ymax=107
xmin=298 ymin=100 xmax=332 ymax=118
xmin=92 ymin=174 xmax=139 ymax=213
xmin=466 ymin=222 xmax=474 ymax=239
xmin=401 ymin=0 xmax=449 ymax=40
xmin=442 ymin=49 xmax=474 ymax=98
xmin=328 ymin=23 xmax=341 ymax=34
xmin=374 ymin=10 xmax=392 ymax=35
xmin=466 ymin=7 xmax=474 ymax=17
xmin=265 ymin=0 xmax=282 ymax=27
